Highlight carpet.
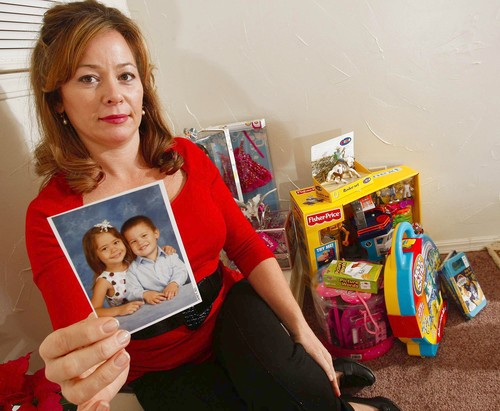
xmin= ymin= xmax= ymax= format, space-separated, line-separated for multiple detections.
xmin=302 ymin=250 xmax=500 ymax=411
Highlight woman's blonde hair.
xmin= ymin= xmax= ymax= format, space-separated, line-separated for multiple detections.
xmin=30 ymin=0 xmax=183 ymax=193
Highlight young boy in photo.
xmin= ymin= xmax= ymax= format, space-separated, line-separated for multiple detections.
xmin=121 ymin=215 xmax=188 ymax=304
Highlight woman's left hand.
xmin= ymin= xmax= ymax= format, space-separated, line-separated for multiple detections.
xmin=247 ymin=259 xmax=342 ymax=397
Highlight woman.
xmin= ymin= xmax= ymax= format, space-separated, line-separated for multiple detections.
xmin=26 ymin=1 xmax=400 ymax=410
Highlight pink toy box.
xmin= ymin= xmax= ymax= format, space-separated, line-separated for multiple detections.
xmin=311 ymin=274 xmax=394 ymax=361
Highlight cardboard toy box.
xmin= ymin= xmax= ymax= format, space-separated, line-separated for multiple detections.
xmin=290 ymin=164 xmax=421 ymax=279
xmin=323 ymin=260 xmax=383 ymax=294
xmin=439 ymin=251 xmax=487 ymax=319
xmin=311 ymin=131 xmax=372 ymax=203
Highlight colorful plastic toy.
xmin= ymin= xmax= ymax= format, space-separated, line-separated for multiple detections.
xmin=354 ymin=207 xmax=394 ymax=263
xmin=384 ymin=222 xmax=448 ymax=357
xmin=314 ymin=283 xmax=394 ymax=361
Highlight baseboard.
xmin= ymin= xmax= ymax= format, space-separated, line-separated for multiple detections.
xmin=434 ymin=235 xmax=500 ymax=254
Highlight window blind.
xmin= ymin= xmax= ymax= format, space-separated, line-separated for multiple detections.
xmin=0 ymin=0 xmax=59 ymax=72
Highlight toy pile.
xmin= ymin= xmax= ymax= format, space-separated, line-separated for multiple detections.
xmin=291 ymin=131 xmax=487 ymax=360
xmin=188 ymin=123 xmax=489 ymax=360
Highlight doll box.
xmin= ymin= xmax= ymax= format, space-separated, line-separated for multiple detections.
xmin=439 ymin=251 xmax=487 ymax=319
xmin=191 ymin=127 xmax=241 ymax=198
xmin=194 ymin=119 xmax=279 ymax=210
xmin=323 ymin=260 xmax=383 ymax=294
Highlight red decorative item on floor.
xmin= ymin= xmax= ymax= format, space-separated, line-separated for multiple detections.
xmin=0 ymin=352 xmax=66 ymax=410
xmin=234 ymin=139 xmax=273 ymax=193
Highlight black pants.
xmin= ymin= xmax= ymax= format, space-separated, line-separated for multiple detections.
xmin=130 ymin=280 xmax=349 ymax=411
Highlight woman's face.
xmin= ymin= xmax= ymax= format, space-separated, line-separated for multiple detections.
xmin=59 ymin=30 xmax=144 ymax=153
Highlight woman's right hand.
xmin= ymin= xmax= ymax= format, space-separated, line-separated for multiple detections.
xmin=39 ymin=314 xmax=131 ymax=411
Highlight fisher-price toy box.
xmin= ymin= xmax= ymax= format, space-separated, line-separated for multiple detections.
xmin=290 ymin=164 xmax=421 ymax=279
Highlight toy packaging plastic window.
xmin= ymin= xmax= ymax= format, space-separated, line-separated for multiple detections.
xmin=255 ymin=210 xmax=297 ymax=270
xmin=194 ymin=119 xmax=279 ymax=210
xmin=312 ymin=279 xmax=394 ymax=361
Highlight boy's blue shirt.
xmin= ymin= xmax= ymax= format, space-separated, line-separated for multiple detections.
xmin=126 ymin=247 xmax=188 ymax=301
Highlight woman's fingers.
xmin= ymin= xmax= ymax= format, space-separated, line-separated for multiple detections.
xmin=316 ymin=344 xmax=341 ymax=397
xmin=40 ymin=316 xmax=130 ymax=383
xmin=60 ymin=349 xmax=130 ymax=405
xmin=47 ymin=329 xmax=130 ymax=384
xmin=41 ymin=316 xmax=117 ymax=359
xmin=294 ymin=328 xmax=341 ymax=397
xmin=39 ymin=315 xmax=132 ymax=406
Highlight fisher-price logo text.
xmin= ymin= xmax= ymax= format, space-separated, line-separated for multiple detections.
xmin=295 ymin=187 xmax=316 ymax=195
xmin=307 ymin=209 xmax=342 ymax=226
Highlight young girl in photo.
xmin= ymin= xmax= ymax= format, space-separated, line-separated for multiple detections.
xmin=82 ymin=220 xmax=144 ymax=317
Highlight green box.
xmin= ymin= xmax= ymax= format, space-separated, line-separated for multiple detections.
xmin=323 ymin=260 xmax=383 ymax=294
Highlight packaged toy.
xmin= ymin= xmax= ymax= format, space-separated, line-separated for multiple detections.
xmin=311 ymin=131 xmax=372 ymax=203
xmin=353 ymin=206 xmax=394 ymax=263
xmin=192 ymin=119 xmax=279 ymax=210
xmin=323 ymin=260 xmax=383 ymax=294
xmin=384 ymin=222 xmax=448 ymax=357
xmin=254 ymin=210 xmax=297 ymax=270
xmin=312 ymin=280 xmax=393 ymax=361
xmin=439 ymin=251 xmax=487 ymax=319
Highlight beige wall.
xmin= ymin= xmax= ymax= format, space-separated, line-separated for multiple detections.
xmin=128 ymin=0 xmax=500 ymax=249
xmin=0 ymin=74 xmax=49 ymax=371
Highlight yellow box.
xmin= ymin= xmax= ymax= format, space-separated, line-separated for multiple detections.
xmin=313 ymin=161 xmax=373 ymax=202
xmin=291 ymin=164 xmax=421 ymax=279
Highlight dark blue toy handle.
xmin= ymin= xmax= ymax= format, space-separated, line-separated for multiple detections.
xmin=394 ymin=222 xmax=416 ymax=273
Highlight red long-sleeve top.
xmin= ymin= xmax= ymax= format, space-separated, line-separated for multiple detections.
xmin=25 ymin=137 xmax=273 ymax=383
